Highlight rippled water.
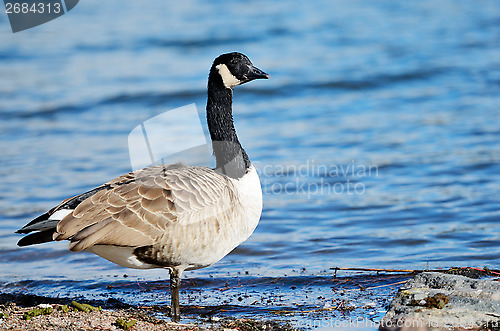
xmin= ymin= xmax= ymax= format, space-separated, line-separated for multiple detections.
xmin=1 ymin=0 xmax=500 ymax=328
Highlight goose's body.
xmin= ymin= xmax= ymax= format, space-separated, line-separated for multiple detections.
xmin=16 ymin=52 xmax=269 ymax=322
xmin=22 ymin=164 xmax=262 ymax=271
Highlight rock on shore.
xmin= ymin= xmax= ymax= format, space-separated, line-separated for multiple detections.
xmin=380 ymin=272 xmax=500 ymax=330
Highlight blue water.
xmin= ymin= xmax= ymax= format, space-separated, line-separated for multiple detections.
xmin=1 ymin=0 xmax=500 ymax=328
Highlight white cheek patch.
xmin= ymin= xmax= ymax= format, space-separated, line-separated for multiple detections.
xmin=216 ymin=64 xmax=241 ymax=89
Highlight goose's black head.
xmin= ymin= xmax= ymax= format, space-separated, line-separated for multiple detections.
xmin=211 ymin=52 xmax=269 ymax=89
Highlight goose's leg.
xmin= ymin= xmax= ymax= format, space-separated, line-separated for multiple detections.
xmin=170 ymin=268 xmax=181 ymax=322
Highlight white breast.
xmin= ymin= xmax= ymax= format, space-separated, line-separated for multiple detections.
xmin=232 ymin=165 xmax=263 ymax=239
xmin=170 ymin=165 xmax=263 ymax=270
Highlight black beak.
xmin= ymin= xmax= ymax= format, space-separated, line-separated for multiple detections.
xmin=245 ymin=65 xmax=270 ymax=81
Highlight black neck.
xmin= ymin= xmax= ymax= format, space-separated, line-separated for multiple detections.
xmin=206 ymin=68 xmax=251 ymax=179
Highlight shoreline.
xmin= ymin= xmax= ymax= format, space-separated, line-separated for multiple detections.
xmin=2 ymin=268 xmax=495 ymax=330
xmin=0 ymin=292 xmax=299 ymax=331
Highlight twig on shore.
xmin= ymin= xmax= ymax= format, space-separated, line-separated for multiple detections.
xmin=343 ymin=280 xmax=409 ymax=292
xmin=330 ymin=266 xmax=500 ymax=277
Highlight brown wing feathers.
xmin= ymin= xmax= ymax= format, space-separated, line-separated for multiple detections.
xmin=18 ymin=165 xmax=235 ymax=253
xmin=54 ymin=172 xmax=178 ymax=251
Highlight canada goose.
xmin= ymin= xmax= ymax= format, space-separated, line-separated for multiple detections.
xmin=16 ymin=52 xmax=269 ymax=322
